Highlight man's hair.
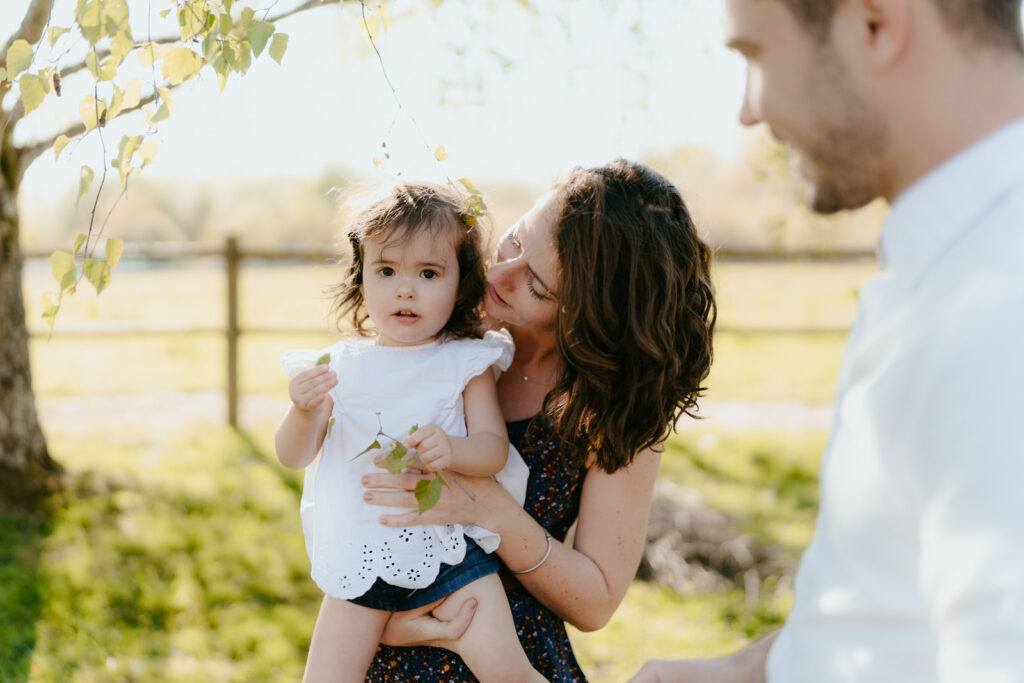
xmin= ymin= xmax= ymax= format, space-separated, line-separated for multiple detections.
xmin=779 ymin=0 xmax=1024 ymax=54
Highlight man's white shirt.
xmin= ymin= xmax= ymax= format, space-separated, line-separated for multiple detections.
xmin=766 ymin=118 xmax=1024 ymax=682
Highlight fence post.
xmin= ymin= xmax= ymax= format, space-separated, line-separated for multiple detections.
xmin=226 ymin=236 xmax=240 ymax=428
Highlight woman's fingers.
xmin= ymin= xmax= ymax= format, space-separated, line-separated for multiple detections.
xmin=363 ymin=490 xmax=419 ymax=509
xmin=362 ymin=472 xmax=429 ymax=491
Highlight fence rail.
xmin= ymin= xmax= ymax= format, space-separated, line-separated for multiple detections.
xmin=23 ymin=239 xmax=875 ymax=426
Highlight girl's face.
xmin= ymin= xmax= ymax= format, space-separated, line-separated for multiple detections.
xmin=361 ymin=225 xmax=460 ymax=346
xmin=485 ymin=191 xmax=561 ymax=331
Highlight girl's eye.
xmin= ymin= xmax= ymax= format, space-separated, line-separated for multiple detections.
xmin=420 ymin=269 xmax=438 ymax=280
xmin=378 ymin=267 xmax=394 ymax=277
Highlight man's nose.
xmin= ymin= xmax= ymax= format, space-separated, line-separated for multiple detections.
xmin=738 ymin=95 xmax=760 ymax=127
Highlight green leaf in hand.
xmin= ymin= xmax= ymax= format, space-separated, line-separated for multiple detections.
xmin=415 ymin=474 xmax=445 ymax=514
xmin=381 ymin=441 xmax=414 ymax=475
xmin=316 ymin=352 xmax=330 ymax=366
xmin=353 ymin=439 xmax=381 ymax=460
xmin=327 ymin=417 xmax=336 ymax=439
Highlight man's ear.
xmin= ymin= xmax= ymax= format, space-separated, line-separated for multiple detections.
xmin=834 ymin=0 xmax=912 ymax=72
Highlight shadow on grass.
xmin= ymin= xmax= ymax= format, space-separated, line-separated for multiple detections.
xmin=0 ymin=503 xmax=53 ymax=681
xmin=8 ymin=427 xmax=319 ymax=680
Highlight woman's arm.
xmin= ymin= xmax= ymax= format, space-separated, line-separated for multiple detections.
xmin=404 ymin=371 xmax=508 ymax=477
xmin=364 ymin=446 xmax=661 ymax=632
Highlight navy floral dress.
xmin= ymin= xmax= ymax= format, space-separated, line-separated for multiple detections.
xmin=366 ymin=417 xmax=590 ymax=682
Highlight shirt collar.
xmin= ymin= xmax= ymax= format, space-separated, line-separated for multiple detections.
xmin=879 ymin=116 xmax=1024 ymax=286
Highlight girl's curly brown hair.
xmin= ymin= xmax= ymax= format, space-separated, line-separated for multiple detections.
xmin=329 ymin=182 xmax=487 ymax=340
xmin=545 ymin=159 xmax=716 ymax=473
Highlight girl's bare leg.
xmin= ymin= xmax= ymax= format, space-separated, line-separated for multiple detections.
xmin=426 ymin=574 xmax=546 ymax=683
xmin=303 ymin=595 xmax=390 ymax=683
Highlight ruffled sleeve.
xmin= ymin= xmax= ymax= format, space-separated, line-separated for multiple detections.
xmin=451 ymin=328 xmax=515 ymax=390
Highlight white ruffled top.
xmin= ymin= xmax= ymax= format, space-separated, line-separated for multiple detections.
xmin=280 ymin=329 xmax=528 ymax=600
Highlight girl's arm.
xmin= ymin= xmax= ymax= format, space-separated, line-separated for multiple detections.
xmin=365 ymin=446 xmax=661 ymax=632
xmin=275 ymin=365 xmax=336 ymax=469
xmin=404 ymin=370 xmax=508 ymax=478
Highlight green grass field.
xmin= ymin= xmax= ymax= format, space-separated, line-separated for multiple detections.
xmin=2 ymin=419 xmax=825 ymax=682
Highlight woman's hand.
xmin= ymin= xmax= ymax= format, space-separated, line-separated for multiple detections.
xmin=380 ymin=597 xmax=478 ymax=649
xmin=361 ymin=457 xmax=515 ymax=529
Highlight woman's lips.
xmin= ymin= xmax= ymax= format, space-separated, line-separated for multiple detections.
xmin=487 ymin=284 xmax=509 ymax=307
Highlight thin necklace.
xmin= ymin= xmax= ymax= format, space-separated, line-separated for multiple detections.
xmin=510 ymin=360 xmax=552 ymax=385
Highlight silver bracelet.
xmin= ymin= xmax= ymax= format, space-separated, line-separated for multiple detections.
xmin=510 ymin=531 xmax=553 ymax=575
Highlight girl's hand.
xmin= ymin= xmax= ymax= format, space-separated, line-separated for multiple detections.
xmin=362 ymin=460 xmax=516 ymax=529
xmin=404 ymin=424 xmax=452 ymax=472
xmin=288 ymin=366 xmax=337 ymax=414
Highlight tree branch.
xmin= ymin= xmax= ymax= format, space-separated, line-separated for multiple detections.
xmin=0 ymin=0 xmax=54 ymax=103
xmin=17 ymin=90 xmax=160 ymax=184
xmin=2 ymin=0 xmax=53 ymax=56
xmin=58 ymin=0 xmax=341 ymax=82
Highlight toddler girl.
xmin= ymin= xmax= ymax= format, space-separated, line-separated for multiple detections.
xmin=275 ymin=182 xmax=540 ymax=682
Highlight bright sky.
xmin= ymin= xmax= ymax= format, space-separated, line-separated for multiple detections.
xmin=4 ymin=1 xmax=750 ymax=199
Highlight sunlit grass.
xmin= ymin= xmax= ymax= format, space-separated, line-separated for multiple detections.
xmin=2 ymin=421 xmax=823 ymax=682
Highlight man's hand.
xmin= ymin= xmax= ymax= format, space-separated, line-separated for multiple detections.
xmin=628 ymin=632 xmax=777 ymax=683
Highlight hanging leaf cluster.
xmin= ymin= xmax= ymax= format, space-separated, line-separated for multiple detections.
xmin=352 ymin=423 xmax=446 ymax=514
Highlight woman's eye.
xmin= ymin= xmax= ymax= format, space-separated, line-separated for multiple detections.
xmin=421 ymin=269 xmax=438 ymax=280
xmin=526 ymin=277 xmax=547 ymax=301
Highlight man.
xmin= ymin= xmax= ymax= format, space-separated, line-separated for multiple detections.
xmin=632 ymin=0 xmax=1024 ymax=681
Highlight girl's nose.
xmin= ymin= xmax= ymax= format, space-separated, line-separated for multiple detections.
xmin=395 ymin=280 xmax=415 ymax=299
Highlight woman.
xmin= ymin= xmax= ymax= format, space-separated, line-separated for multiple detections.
xmin=360 ymin=158 xmax=716 ymax=680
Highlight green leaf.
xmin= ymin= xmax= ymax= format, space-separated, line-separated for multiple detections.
xmin=161 ymin=47 xmax=203 ymax=85
xmin=269 ymin=33 xmax=288 ymax=64
xmin=138 ymin=140 xmax=159 ymax=168
xmin=53 ymin=135 xmax=72 ymax=161
xmin=381 ymin=441 xmax=414 ymax=474
xmin=316 ymin=352 xmax=331 ymax=366
xmin=0 ymin=67 xmax=7 ymax=83
xmin=415 ymin=475 xmax=445 ymax=514
xmin=50 ymin=251 xmax=75 ymax=286
xmin=247 ymin=20 xmax=274 ymax=57
xmin=6 ymin=40 xmax=33 ymax=79
xmin=434 ymin=146 xmax=448 ymax=162
xmin=408 ymin=424 xmax=419 ymax=435
xmin=354 ymin=439 xmax=381 ymax=459
xmin=86 ymin=51 xmax=101 ymax=78
xmin=327 ymin=416 xmax=336 ymax=439
xmin=240 ymin=7 xmax=255 ymax=27
xmin=47 ymin=27 xmax=70 ymax=46
xmin=77 ymin=166 xmax=94 ymax=207
xmin=41 ymin=293 xmax=61 ymax=332
xmin=110 ymin=32 xmax=133 ymax=65
xmin=84 ymin=258 xmax=112 ymax=295
xmin=79 ymin=95 xmax=106 ymax=131
xmin=77 ymin=1 xmax=104 ymax=44
xmin=73 ymin=233 xmax=87 ymax=257
xmin=19 ymin=73 xmax=49 ymax=115
xmin=458 ymin=177 xmax=481 ymax=195
xmin=106 ymin=238 xmax=123 ymax=268
xmin=219 ymin=13 xmax=232 ymax=37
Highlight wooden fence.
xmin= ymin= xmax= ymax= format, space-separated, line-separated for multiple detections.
xmin=22 ymin=238 xmax=876 ymax=427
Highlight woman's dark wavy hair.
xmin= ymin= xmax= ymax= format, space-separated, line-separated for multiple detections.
xmin=545 ymin=159 xmax=716 ymax=473
xmin=328 ymin=182 xmax=487 ymax=340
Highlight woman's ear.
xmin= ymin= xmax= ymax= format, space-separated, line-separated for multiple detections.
xmin=833 ymin=0 xmax=912 ymax=74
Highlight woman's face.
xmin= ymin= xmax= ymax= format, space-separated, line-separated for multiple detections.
xmin=485 ymin=190 xmax=561 ymax=331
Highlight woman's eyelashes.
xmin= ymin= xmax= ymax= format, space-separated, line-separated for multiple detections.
xmin=526 ymin=276 xmax=548 ymax=301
